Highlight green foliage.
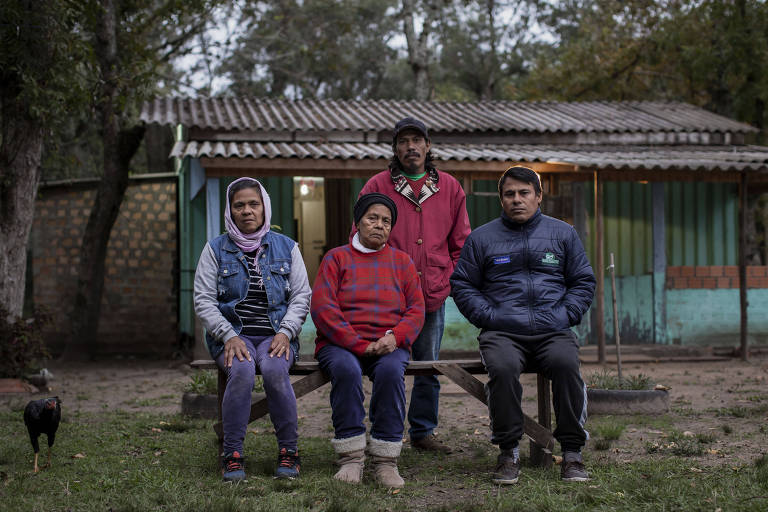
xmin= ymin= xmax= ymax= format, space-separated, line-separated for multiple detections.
xmin=184 ymin=370 xmax=218 ymax=394
xmin=585 ymin=369 xmax=654 ymax=390
xmin=527 ymin=0 xmax=768 ymax=137
xmin=0 ymin=1 xmax=89 ymax=127
xmin=0 ymin=307 xmax=51 ymax=378
xmin=222 ymin=0 xmax=401 ymax=99
xmin=645 ymin=430 xmax=707 ymax=456
xmin=184 ymin=370 xmax=264 ymax=394
xmin=594 ymin=422 xmax=625 ymax=441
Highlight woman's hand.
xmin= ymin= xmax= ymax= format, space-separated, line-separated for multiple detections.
xmin=364 ymin=332 xmax=397 ymax=356
xmin=269 ymin=332 xmax=291 ymax=360
xmin=224 ymin=336 xmax=251 ymax=367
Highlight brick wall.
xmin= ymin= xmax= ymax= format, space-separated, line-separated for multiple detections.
xmin=30 ymin=177 xmax=177 ymax=355
xmin=666 ymin=266 xmax=768 ymax=289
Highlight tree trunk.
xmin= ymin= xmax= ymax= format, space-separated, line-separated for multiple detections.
xmin=61 ymin=0 xmax=144 ymax=360
xmin=401 ymin=0 xmax=434 ymax=101
xmin=0 ymin=108 xmax=44 ymax=321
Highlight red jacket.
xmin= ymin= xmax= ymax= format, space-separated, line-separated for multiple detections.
xmin=356 ymin=168 xmax=471 ymax=312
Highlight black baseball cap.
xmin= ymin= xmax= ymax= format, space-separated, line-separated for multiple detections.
xmin=392 ymin=117 xmax=429 ymax=143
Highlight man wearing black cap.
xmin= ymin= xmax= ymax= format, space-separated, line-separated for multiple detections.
xmin=354 ymin=116 xmax=471 ymax=453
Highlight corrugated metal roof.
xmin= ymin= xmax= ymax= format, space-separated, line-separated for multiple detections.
xmin=142 ymin=98 xmax=757 ymax=135
xmin=172 ymin=141 xmax=768 ymax=172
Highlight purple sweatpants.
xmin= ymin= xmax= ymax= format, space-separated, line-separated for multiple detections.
xmin=215 ymin=334 xmax=298 ymax=454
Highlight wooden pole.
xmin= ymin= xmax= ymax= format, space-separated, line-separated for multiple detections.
xmin=609 ymin=253 xmax=623 ymax=381
xmin=594 ymin=171 xmax=606 ymax=364
xmin=739 ymin=171 xmax=749 ymax=361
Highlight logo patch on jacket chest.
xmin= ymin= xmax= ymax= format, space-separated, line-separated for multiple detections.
xmin=541 ymin=252 xmax=560 ymax=265
xmin=493 ymin=256 xmax=511 ymax=264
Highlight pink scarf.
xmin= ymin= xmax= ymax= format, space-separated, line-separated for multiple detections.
xmin=224 ymin=177 xmax=272 ymax=253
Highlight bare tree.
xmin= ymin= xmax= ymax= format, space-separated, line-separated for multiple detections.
xmin=401 ymin=0 xmax=441 ymax=100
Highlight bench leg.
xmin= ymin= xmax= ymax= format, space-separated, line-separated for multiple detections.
xmin=529 ymin=374 xmax=553 ymax=468
xmin=431 ymin=363 xmax=555 ymax=459
xmin=216 ymin=368 xmax=226 ymax=464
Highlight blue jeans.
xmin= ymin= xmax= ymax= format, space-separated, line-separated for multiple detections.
xmin=215 ymin=335 xmax=297 ymax=454
xmin=317 ymin=344 xmax=410 ymax=443
xmin=407 ymin=302 xmax=445 ymax=440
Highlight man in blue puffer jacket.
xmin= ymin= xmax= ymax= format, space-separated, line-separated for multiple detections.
xmin=450 ymin=166 xmax=596 ymax=484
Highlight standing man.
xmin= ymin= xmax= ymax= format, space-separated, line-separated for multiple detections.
xmin=450 ymin=166 xmax=595 ymax=484
xmin=355 ymin=117 xmax=471 ymax=453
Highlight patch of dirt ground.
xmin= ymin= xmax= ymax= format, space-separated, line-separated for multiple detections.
xmin=3 ymin=353 xmax=767 ymax=469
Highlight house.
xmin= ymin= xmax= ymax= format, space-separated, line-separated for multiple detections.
xmin=141 ymin=98 xmax=768 ymax=356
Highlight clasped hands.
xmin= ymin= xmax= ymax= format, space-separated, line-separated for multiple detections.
xmin=363 ymin=331 xmax=397 ymax=356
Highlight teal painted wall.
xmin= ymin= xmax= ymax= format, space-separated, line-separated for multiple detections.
xmin=666 ymin=289 xmax=768 ymax=346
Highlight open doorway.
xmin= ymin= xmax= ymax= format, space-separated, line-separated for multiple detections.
xmin=293 ymin=177 xmax=326 ymax=283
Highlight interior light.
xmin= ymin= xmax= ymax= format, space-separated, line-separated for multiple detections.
xmin=300 ymin=184 xmax=309 ymax=196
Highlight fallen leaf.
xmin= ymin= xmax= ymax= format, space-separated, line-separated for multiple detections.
xmin=707 ymin=449 xmax=720 ymax=455
xmin=647 ymin=430 xmax=663 ymax=434
xmin=390 ymin=489 xmax=400 ymax=495
xmin=473 ymin=429 xmax=481 ymax=435
xmin=159 ymin=421 xmax=170 ymax=425
xmin=682 ymin=431 xmax=695 ymax=437
xmin=689 ymin=467 xmax=703 ymax=473
xmin=552 ymin=455 xmax=563 ymax=465
xmin=151 ymin=427 xmax=163 ymax=433
xmin=654 ymin=384 xmax=670 ymax=391
xmin=71 ymin=453 xmax=86 ymax=459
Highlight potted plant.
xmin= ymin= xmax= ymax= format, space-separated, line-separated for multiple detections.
xmin=585 ymin=369 xmax=670 ymax=415
xmin=181 ymin=370 xmax=265 ymax=419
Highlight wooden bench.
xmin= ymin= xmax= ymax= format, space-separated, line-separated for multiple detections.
xmin=190 ymin=359 xmax=555 ymax=468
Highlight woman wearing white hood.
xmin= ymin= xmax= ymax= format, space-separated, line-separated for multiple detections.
xmin=194 ymin=177 xmax=311 ymax=482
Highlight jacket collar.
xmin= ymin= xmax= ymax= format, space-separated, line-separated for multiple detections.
xmin=501 ymin=208 xmax=542 ymax=231
xmin=388 ymin=165 xmax=440 ymax=206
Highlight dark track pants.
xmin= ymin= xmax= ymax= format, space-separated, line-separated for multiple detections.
xmin=478 ymin=329 xmax=588 ymax=452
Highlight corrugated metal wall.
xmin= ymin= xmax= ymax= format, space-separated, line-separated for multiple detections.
xmin=585 ymin=181 xmax=738 ymax=276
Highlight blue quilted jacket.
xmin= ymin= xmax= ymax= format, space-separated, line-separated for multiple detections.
xmin=450 ymin=209 xmax=595 ymax=334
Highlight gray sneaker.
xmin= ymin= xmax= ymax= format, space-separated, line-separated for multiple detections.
xmin=492 ymin=453 xmax=520 ymax=484
xmin=561 ymin=459 xmax=589 ymax=481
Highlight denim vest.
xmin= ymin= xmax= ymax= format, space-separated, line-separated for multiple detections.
xmin=205 ymin=231 xmax=299 ymax=360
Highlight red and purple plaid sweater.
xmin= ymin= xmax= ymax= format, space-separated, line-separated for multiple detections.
xmin=311 ymin=243 xmax=425 ymax=357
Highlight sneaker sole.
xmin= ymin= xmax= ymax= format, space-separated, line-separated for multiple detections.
xmin=562 ymin=476 xmax=590 ymax=482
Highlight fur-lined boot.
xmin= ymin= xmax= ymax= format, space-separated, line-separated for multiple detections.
xmin=368 ymin=437 xmax=404 ymax=488
xmin=331 ymin=433 xmax=366 ymax=484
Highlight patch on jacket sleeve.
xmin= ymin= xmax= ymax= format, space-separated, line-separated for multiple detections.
xmin=541 ymin=252 xmax=560 ymax=265
xmin=493 ymin=256 xmax=511 ymax=264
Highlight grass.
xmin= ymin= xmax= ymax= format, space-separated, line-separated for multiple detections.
xmin=2 ymin=411 xmax=768 ymax=511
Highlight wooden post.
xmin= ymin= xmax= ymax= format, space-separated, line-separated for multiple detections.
xmin=594 ymin=172 xmax=606 ymax=364
xmin=609 ymin=253 xmax=623 ymax=381
xmin=651 ymin=182 xmax=667 ymax=345
xmin=739 ymin=171 xmax=749 ymax=361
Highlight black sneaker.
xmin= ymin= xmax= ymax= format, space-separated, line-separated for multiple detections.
xmin=561 ymin=460 xmax=590 ymax=481
xmin=492 ymin=453 xmax=520 ymax=484
xmin=274 ymin=447 xmax=301 ymax=479
xmin=222 ymin=451 xmax=246 ymax=482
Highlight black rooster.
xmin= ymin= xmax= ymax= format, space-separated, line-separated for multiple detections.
xmin=23 ymin=397 xmax=61 ymax=473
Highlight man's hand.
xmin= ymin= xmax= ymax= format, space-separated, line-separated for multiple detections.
xmin=269 ymin=332 xmax=291 ymax=360
xmin=224 ymin=336 xmax=251 ymax=367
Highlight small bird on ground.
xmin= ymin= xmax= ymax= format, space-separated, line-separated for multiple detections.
xmin=23 ymin=397 xmax=62 ymax=473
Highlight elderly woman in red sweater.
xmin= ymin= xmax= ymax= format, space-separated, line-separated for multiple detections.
xmin=311 ymin=193 xmax=425 ymax=488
